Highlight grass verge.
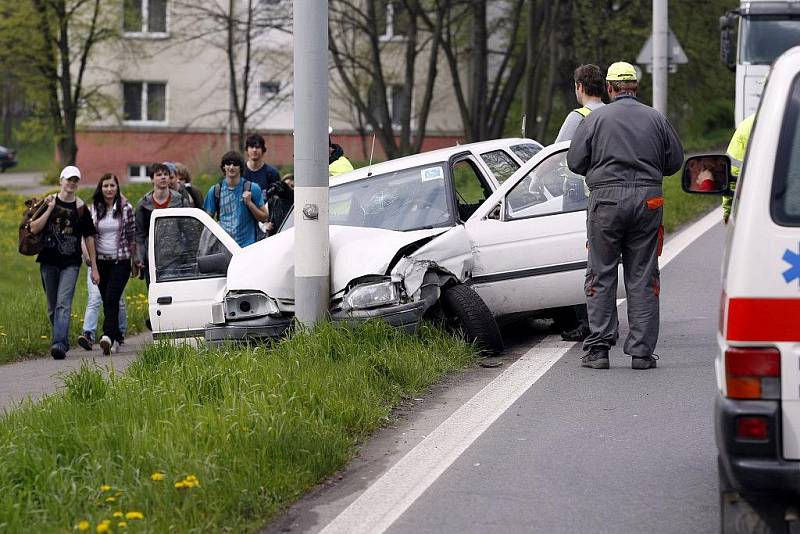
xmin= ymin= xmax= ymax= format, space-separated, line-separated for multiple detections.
xmin=0 ymin=321 xmax=476 ymax=532
xmin=662 ymin=171 xmax=719 ymax=233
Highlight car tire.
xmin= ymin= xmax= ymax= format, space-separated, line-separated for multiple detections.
xmin=719 ymin=457 xmax=787 ymax=534
xmin=441 ymin=284 xmax=503 ymax=355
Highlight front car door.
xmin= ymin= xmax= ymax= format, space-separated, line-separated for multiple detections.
xmin=148 ymin=208 xmax=240 ymax=340
xmin=464 ymin=144 xmax=589 ymax=318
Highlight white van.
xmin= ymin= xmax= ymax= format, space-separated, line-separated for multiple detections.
xmin=683 ymin=46 xmax=800 ymax=532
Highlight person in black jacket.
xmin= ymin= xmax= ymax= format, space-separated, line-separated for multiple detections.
xmin=264 ymin=175 xmax=294 ymax=236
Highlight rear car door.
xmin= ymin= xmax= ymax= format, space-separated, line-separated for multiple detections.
xmin=148 ymin=208 xmax=240 ymax=340
xmin=464 ymin=145 xmax=589 ymax=317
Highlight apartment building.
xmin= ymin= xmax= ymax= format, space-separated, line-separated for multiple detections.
xmin=76 ymin=0 xmax=463 ymax=183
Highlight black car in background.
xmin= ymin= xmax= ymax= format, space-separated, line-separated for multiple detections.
xmin=0 ymin=146 xmax=17 ymax=172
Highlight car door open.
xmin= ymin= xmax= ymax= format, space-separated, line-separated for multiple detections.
xmin=148 ymin=208 xmax=240 ymax=341
xmin=465 ymin=146 xmax=589 ymax=317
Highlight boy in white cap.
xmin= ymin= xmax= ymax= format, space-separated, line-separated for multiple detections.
xmin=29 ymin=165 xmax=99 ymax=359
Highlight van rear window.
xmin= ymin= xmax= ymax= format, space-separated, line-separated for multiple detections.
xmin=772 ymin=74 xmax=800 ymax=226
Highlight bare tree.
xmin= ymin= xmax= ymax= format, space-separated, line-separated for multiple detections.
xmin=418 ymin=0 xmax=528 ymax=142
xmin=329 ymin=0 xmax=446 ymax=159
xmin=172 ymin=0 xmax=292 ymax=152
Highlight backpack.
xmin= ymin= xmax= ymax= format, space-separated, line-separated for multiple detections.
xmin=18 ymin=197 xmax=48 ymax=256
xmin=18 ymin=196 xmax=87 ymax=256
xmin=212 ymin=179 xmax=266 ymax=241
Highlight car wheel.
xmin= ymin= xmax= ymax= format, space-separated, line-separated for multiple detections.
xmin=441 ymin=284 xmax=503 ymax=355
xmin=719 ymin=458 xmax=787 ymax=534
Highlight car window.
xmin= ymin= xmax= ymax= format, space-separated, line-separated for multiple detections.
xmin=154 ymin=217 xmax=230 ymax=282
xmin=510 ymin=143 xmax=542 ymax=162
xmin=772 ymin=74 xmax=800 ymax=226
xmin=480 ymin=149 xmax=520 ymax=183
xmin=283 ymin=163 xmax=453 ymax=232
xmin=505 ymin=151 xmax=588 ymax=220
xmin=452 ymin=158 xmax=493 ymax=221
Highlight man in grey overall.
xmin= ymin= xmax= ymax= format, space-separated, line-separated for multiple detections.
xmin=567 ymin=61 xmax=683 ymax=370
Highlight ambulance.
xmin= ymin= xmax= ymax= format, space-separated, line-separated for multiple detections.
xmin=684 ymin=46 xmax=800 ymax=532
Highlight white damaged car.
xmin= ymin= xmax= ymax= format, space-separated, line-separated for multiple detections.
xmin=147 ymin=138 xmax=594 ymax=352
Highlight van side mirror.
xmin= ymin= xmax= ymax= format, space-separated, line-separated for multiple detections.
xmin=720 ymin=12 xmax=737 ymax=71
xmin=682 ymin=155 xmax=732 ymax=195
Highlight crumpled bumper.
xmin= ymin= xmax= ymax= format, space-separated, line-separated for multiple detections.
xmin=331 ymin=300 xmax=426 ymax=334
xmin=205 ymin=315 xmax=293 ymax=346
xmin=205 ymin=300 xmax=427 ymax=345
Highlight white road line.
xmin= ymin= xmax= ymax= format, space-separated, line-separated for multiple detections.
xmin=319 ymin=209 xmax=723 ymax=534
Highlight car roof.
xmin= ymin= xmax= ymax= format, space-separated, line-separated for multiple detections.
xmin=329 ymin=138 xmax=542 ymax=187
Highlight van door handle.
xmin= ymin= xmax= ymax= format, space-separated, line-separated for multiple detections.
xmin=157 ymin=296 xmax=172 ymax=305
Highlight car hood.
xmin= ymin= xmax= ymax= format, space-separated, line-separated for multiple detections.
xmin=225 ymin=225 xmax=448 ymax=299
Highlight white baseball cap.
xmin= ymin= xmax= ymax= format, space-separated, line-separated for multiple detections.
xmin=59 ymin=165 xmax=81 ymax=181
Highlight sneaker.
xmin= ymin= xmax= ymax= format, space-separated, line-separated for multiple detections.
xmin=77 ymin=332 xmax=94 ymax=351
xmin=110 ymin=341 xmax=120 ymax=354
xmin=561 ymin=325 xmax=590 ymax=342
xmin=50 ymin=344 xmax=66 ymax=360
xmin=632 ymin=354 xmax=659 ymax=370
xmin=581 ymin=347 xmax=609 ymax=369
xmin=99 ymin=335 xmax=112 ymax=356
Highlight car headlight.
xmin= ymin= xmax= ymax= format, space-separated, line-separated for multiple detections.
xmin=223 ymin=291 xmax=280 ymax=321
xmin=343 ymin=281 xmax=400 ymax=310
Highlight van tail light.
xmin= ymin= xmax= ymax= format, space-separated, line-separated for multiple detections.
xmin=735 ymin=416 xmax=769 ymax=440
xmin=725 ymin=347 xmax=781 ymax=399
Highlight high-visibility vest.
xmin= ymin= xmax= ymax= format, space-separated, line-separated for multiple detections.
xmin=573 ymin=106 xmax=592 ymax=118
xmin=726 ymin=113 xmax=755 ymax=177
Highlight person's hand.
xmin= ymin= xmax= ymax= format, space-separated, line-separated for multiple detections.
xmin=90 ymin=269 xmax=100 ymax=285
xmin=45 ymin=194 xmax=56 ymax=209
xmin=242 ymin=190 xmax=252 ymax=203
xmin=723 ymin=213 xmax=729 ymax=225
xmin=83 ymin=256 xmax=91 ymax=267
xmin=265 ymin=222 xmax=274 ymax=232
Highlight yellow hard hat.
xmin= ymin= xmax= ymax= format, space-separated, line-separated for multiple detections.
xmin=606 ymin=61 xmax=637 ymax=81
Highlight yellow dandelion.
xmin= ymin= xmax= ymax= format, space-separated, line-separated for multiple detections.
xmin=125 ymin=511 xmax=144 ymax=521
xmin=118 ymin=522 xmax=127 ymax=529
xmin=96 ymin=520 xmax=111 ymax=534
xmin=76 ymin=520 xmax=90 ymax=531
xmin=150 ymin=471 xmax=165 ymax=481
xmin=99 ymin=485 xmax=111 ymax=492
xmin=174 ymin=480 xmax=187 ymax=489
xmin=105 ymin=496 xmax=116 ymax=503
xmin=113 ymin=511 xmax=123 ymax=518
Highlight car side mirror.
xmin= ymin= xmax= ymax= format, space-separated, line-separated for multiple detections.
xmin=682 ymin=155 xmax=732 ymax=195
xmin=198 ymin=251 xmax=231 ymax=275
xmin=487 ymin=202 xmax=501 ymax=220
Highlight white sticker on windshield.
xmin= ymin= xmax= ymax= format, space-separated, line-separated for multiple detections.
xmin=421 ymin=167 xmax=444 ymax=182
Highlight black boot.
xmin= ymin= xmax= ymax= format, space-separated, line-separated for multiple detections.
xmin=561 ymin=325 xmax=590 ymax=341
xmin=581 ymin=347 xmax=609 ymax=369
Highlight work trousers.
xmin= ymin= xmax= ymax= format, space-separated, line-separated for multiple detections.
xmin=583 ymin=184 xmax=663 ymax=357
xmin=96 ymin=258 xmax=131 ymax=344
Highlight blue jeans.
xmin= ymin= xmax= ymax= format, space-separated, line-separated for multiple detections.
xmin=40 ymin=263 xmax=81 ymax=351
xmin=81 ymin=268 xmax=127 ymax=337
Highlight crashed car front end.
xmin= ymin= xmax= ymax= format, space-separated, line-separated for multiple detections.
xmin=202 ymin=225 xmax=461 ymax=344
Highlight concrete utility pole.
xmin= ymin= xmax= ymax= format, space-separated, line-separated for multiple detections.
xmin=293 ymin=0 xmax=330 ymax=326
xmin=652 ymin=0 xmax=668 ymax=114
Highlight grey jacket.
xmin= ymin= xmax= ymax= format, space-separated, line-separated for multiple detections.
xmin=567 ymin=96 xmax=684 ymax=190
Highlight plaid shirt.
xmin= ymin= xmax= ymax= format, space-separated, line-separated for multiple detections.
xmin=90 ymin=201 xmax=136 ymax=260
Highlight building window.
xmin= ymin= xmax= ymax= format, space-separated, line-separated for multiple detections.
xmin=123 ymin=0 xmax=168 ymax=35
xmin=368 ymin=83 xmax=407 ymax=129
xmin=123 ymin=81 xmax=167 ymax=123
xmin=128 ymin=164 xmax=150 ymax=183
xmin=378 ymin=1 xmax=408 ymax=40
xmin=260 ymin=81 xmax=281 ymax=99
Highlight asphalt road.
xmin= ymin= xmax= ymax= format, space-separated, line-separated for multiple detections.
xmin=269 ymin=216 xmax=724 ymax=534
xmin=386 ymin=223 xmax=724 ymax=534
